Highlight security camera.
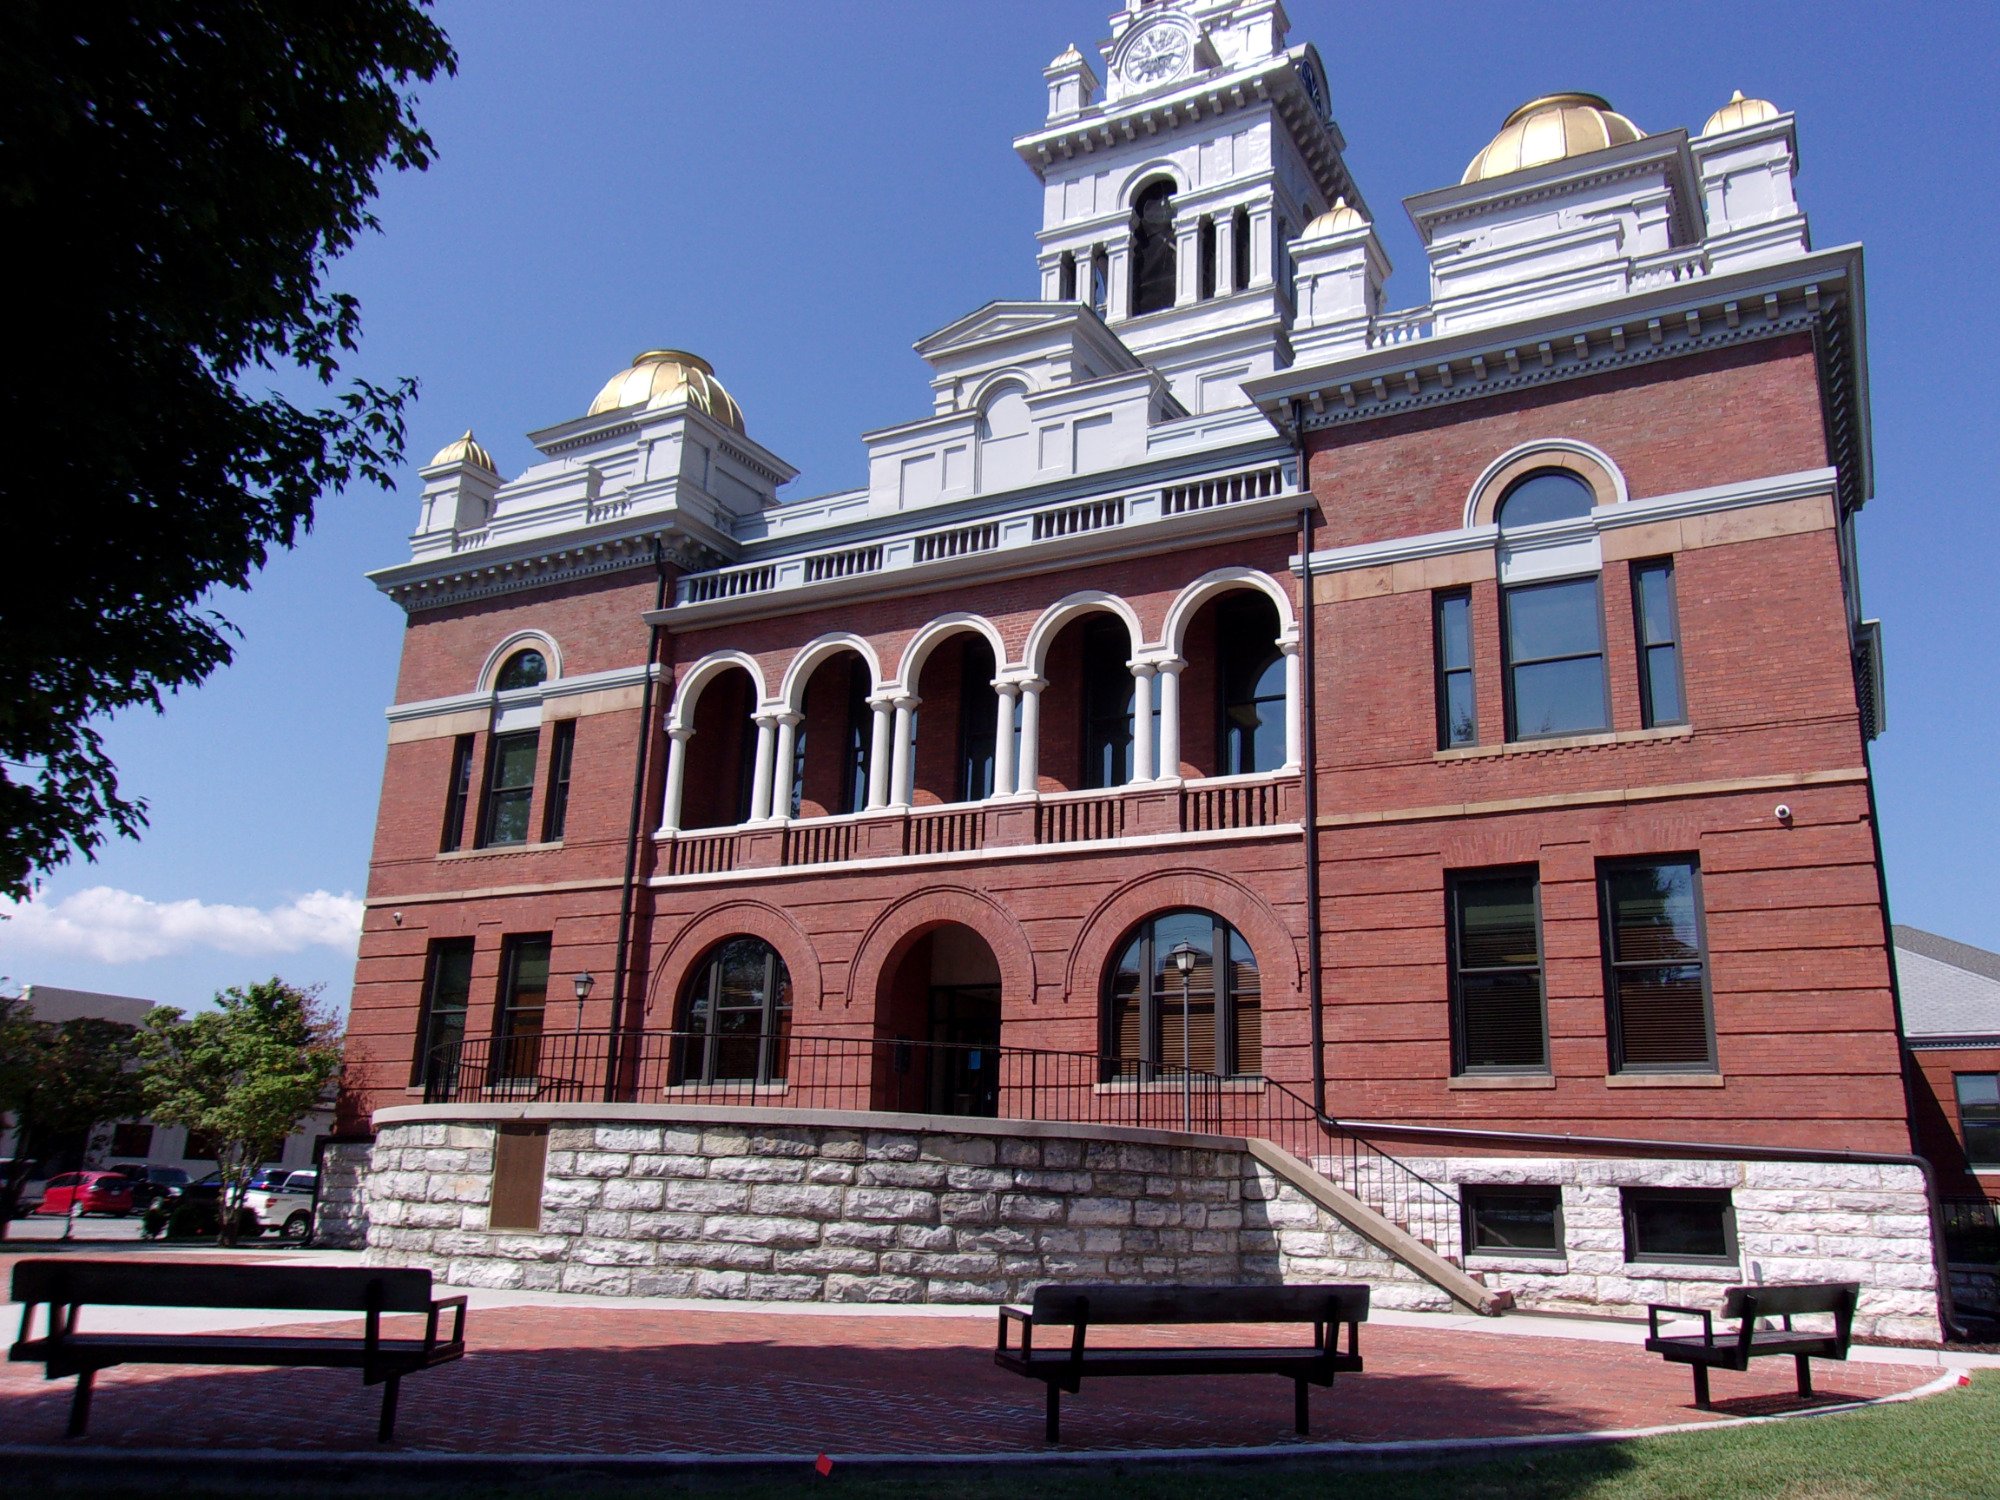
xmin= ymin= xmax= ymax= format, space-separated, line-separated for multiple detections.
xmin=1773 ymin=805 xmax=1793 ymax=824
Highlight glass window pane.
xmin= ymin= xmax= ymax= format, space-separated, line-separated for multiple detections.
xmin=1458 ymin=878 xmax=1539 ymax=969
xmin=1507 ymin=578 xmax=1604 ymax=661
xmin=1457 ymin=972 xmax=1547 ymax=1069
xmin=494 ymin=734 xmax=539 ymax=787
xmin=1958 ymin=1074 xmax=2000 ymax=1110
xmin=1470 ymin=1190 xmax=1561 ymax=1252
xmin=1613 ymin=966 xmax=1710 ymax=1066
xmin=1511 ymin=658 xmax=1608 ymax=737
xmin=1964 ymin=1122 xmax=2000 ymax=1171
xmin=1438 ymin=594 xmax=1471 ymax=669
xmin=1644 ymin=645 xmax=1684 ymax=723
xmin=1497 ymin=471 xmax=1595 ymax=529
xmin=1637 ymin=568 xmax=1677 ymax=644
xmin=1445 ymin=674 xmax=1476 ymax=747
xmin=1607 ymin=863 xmax=1699 ymax=963
xmin=496 ymin=650 xmax=547 ymax=691
xmin=1630 ymin=1194 xmax=1730 ymax=1260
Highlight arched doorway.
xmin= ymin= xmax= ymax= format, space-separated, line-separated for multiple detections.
xmin=873 ymin=923 xmax=1003 ymax=1117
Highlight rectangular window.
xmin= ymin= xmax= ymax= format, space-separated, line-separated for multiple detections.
xmin=1082 ymin=615 xmax=1134 ymax=789
xmin=411 ymin=938 xmax=475 ymax=1092
xmin=1503 ymin=576 xmax=1609 ymax=740
xmin=1448 ymin=869 xmax=1549 ymax=1074
xmin=492 ymin=934 xmax=551 ymax=1087
xmin=439 ymin=735 xmax=475 ymax=853
xmin=1957 ymin=1074 xmax=2000 ymax=1170
xmin=540 ymin=720 xmax=575 ymax=842
xmin=1601 ymin=858 xmax=1714 ymax=1072
xmin=1622 ymin=1187 xmax=1737 ymax=1264
xmin=479 ymin=730 xmax=539 ymax=847
xmin=1462 ymin=1185 xmax=1565 ymax=1258
xmin=1434 ymin=590 xmax=1477 ymax=748
xmin=1633 ymin=560 xmax=1686 ymax=727
xmin=956 ymin=638 xmax=998 ymax=802
xmin=109 ymin=1123 xmax=154 ymax=1158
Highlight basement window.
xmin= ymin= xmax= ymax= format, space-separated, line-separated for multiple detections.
xmin=1622 ymin=1187 xmax=1736 ymax=1265
xmin=1462 ymin=1185 xmax=1565 ymax=1258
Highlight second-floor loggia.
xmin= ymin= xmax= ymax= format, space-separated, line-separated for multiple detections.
xmin=656 ymin=568 xmax=1304 ymax=874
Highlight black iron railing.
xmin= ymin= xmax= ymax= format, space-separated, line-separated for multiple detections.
xmin=421 ymin=1028 xmax=1465 ymax=1262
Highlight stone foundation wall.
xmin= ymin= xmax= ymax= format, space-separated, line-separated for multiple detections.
xmin=361 ymin=1111 xmax=1452 ymax=1311
xmin=313 ymin=1141 xmax=374 ymax=1250
xmin=1402 ymin=1155 xmax=1942 ymax=1341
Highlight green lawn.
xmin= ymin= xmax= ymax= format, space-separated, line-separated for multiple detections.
xmin=21 ymin=1371 xmax=1995 ymax=1500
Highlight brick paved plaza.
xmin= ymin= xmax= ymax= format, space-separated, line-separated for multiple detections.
xmin=0 ymin=1251 xmax=1961 ymax=1460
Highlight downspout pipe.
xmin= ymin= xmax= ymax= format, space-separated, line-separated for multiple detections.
xmin=1291 ymin=400 xmax=1327 ymax=1118
xmin=605 ymin=537 xmax=670 ymax=1102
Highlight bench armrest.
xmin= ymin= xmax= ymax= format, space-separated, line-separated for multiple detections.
xmin=996 ymin=1305 xmax=1033 ymax=1358
xmin=427 ymin=1295 xmax=469 ymax=1351
xmin=1648 ymin=1303 xmax=1714 ymax=1343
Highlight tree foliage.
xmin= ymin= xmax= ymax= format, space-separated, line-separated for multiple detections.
xmin=0 ymin=1 xmax=456 ymax=900
xmin=0 ymin=994 xmax=146 ymax=1236
xmin=137 ymin=978 xmax=343 ymax=1245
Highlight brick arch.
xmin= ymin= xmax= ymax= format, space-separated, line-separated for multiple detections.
xmin=1463 ymin=439 xmax=1627 ymax=529
xmin=846 ymin=885 xmax=1038 ymax=1017
xmin=1063 ymin=868 xmax=1306 ymax=1005
xmin=644 ymin=898 xmax=825 ymax=1023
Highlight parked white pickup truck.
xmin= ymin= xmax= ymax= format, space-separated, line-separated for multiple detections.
xmin=241 ymin=1168 xmax=318 ymax=1241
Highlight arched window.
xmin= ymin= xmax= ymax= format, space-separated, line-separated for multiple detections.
xmin=1058 ymin=250 xmax=1078 ymax=301
xmin=675 ymin=938 xmax=792 ymax=1085
xmin=1089 ymin=246 xmax=1109 ymax=314
xmin=1497 ymin=469 xmax=1608 ymax=738
xmin=1130 ymin=179 xmax=1177 ymax=316
xmin=1081 ymin=615 xmax=1134 ymax=789
xmin=1231 ymin=205 xmax=1252 ymax=291
xmin=1105 ymin=910 xmax=1261 ymax=1080
xmin=1496 ymin=469 xmax=1595 ymax=530
xmin=495 ymin=649 xmax=548 ymax=691
xmin=1218 ymin=593 xmax=1284 ymax=774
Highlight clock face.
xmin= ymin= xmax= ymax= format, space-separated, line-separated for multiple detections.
xmin=1124 ymin=23 xmax=1191 ymax=87
xmin=1300 ymin=57 xmax=1327 ymax=120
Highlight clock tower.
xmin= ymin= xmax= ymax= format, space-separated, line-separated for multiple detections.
xmin=1014 ymin=0 xmax=1369 ymax=413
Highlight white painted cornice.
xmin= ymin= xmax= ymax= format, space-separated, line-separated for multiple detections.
xmin=385 ymin=662 xmax=664 ymax=724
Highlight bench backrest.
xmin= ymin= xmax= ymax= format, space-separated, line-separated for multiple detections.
xmin=11 ymin=1259 xmax=435 ymax=1315
xmin=1721 ymin=1282 xmax=1859 ymax=1323
xmin=1027 ymin=1282 xmax=1369 ymax=1326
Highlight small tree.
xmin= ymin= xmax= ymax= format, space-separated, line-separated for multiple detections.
xmin=137 ymin=979 xmax=342 ymax=1245
xmin=0 ymin=994 xmax=146 ymax=1236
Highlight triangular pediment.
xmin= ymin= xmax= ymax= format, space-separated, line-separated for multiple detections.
xmin=912 ymin=300 xmax=1144 ymax=394
xmin=915 ymin=300 xmax=1090 ymax=358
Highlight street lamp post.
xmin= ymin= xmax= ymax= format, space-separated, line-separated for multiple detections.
xmin=572 ymin=972 xmax=595 ymax=1100
xmin=1168 ymin=940 xmax=1200 ymax=1132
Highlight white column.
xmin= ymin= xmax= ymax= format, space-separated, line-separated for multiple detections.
xmin=992 ymin=681 xmax=1019 ymax=799
xmin=890 ymin=693 xmax=919 ymax=807
xmin=747 ymin=712 xmax=778 ymax=822
xmin=1281 ymin=637 xmax=1304 ymax=772
xmin=770 ymin=711 xmax=802 ymax=821
xmin=1173 ymin=219 xmax=1201 ymax=306
xmin=1106 ymin=244 xmax=1131 ymax=320
xmin=659 ymin=726 xmax=692 ymax=833
xmin=866 ymin=696 xmax=894 ymax=810
xmin=1129 ymin=660 xmax=1157 ymax=782
xmin=1015 ymin=676 xmax=1046 ymax=794
xmin=1155 ymin=657 xmax=1185 ymax=781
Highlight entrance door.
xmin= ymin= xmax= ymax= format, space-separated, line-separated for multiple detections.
xmin=928 ymin=985 xmax=1001 ymax=1118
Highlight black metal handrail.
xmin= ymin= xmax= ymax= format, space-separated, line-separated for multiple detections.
xmin=421 ymin=1027 xmax=1465 ymax=1261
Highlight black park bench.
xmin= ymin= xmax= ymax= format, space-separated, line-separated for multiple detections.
xmin=1645 ymin=1281 xmax=1859 ymax=1409
xmin=994 ymin=1282 xmax=1368 ymax=1441
xmin=9 ymin=1258 xmax=468 ymax=1441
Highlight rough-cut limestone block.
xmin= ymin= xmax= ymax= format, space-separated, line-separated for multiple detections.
xmin=997 ymin=1139 xmax=1042 ymax=1168
xmin=449 ymin=1258 xmax=526 ymax=1290
xmin=845 ymin=1187 xmax=938 ymax=1222
xmin=593 ymin=1126 xmax=664 ymax=1152
xmin=571 ymin=1152 xmax=632 ymax=1178
xmin=822 ymin=1221 xmax=899 ymax=1250
xmin=575 ymin=1238 xmax=654 ymax=1267
xmin=579 ymin=1210 xmax=633 ymax=1239
xmin=702 ymin=1214 xmax=822 ymax=1249
xmin=940 ymin=1191 xmax=999 ymax=1225
xmin=826 ymin=1273 xmax=921 ymax=1303
xmin=709 ymin=1155 xmax=808 ymax=1184
xmin=601 ymin=1179 xmax=666 ymax=1211
xmin=958 ymin=1225 xmax=1037 ymax=1254
xmin=859 ymin=1160 xmax=950 ymax=1189
xmin=629 ymin=1154 xmax=711 ymax=1180
xmin=664 ymin=1181 xmax=751 ymax=1215
xmin=928 ymin=1278 xmax=1011 ymax=1303
xmin=744 ymin=1273 xmax=824 ymax=1301
xmin=813 ymin=1130 xmax=867 ymax=1161
xmin=1036 ymin=1228 xmax=1083 ymax=1253
xmin=862 ymin=1131 xmax=921 ymax=1163
xmin=807 ymin=1162 xmax=859 ymax=1186
xmin=697 ymin=1129 xmax=754 ymax=1157
xmin=655 ymin=1241 xmax=773 ymax=1272
xmin=748 ymin=1183 xmax=844 ymax=1219
xmin=541 ymin=1177 xmax=601 ymax=1210
xmin=1014 ymin=1169 xmax=1090 ymax=1193
xmin=894 ymin=1223 xmax=956 ymax=1251
xmin=945 ymin=1165 xmax=1017 ymax=1192
xmin=631 ymin=1270 xmax=699 ymax=1298
xmin=774 ymin=1245 xmax=878 ymax=1275
xmin=998 ymin=1192 xmax=1065 ymax=1224
xmin=922 ymin=1134 xmax=998 ymax=1166
xmin=1066 ymin=1197 xmax=1135 ymax=1227
xmin=628 ymin=1212 xmax=706 ymax=1243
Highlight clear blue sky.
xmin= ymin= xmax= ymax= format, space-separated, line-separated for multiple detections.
xmin=3 ymin=0 xmax=1995 ymax=1013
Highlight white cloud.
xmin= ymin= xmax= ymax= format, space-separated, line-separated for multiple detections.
xmin=0 ymin=886 xmax=365 ymax=964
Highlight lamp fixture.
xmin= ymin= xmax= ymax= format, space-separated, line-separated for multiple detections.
xmin=573 ymin=972 xmax=595 ymax=1002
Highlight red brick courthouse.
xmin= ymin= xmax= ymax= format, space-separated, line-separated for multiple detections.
xmin=331 ymin=4 xmax=1948 ymax=1339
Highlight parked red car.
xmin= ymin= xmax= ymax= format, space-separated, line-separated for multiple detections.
xmin=34 ymin=1171 xmax=136 ymax=1217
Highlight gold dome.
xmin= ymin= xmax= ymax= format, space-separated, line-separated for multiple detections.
xmin=429 ymin=429 xmax=496 ymax=472
xmin=586 ymin=349 xmax=745 ymax=432
xmin=1702 ymin=89 xmax=1780 ymax=137
xmin=1462 ymin=93 xmax=1644 ymax=184
xmin=1303 ymin=196 xmax=1368 ymax=237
